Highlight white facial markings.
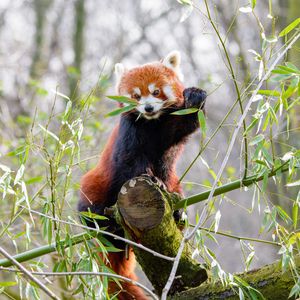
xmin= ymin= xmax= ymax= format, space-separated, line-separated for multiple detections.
xmin=148 ymin=83 xmax=156 ymax=93
xmin=136 ymin=95 xmax=164 ymax=116
xmin=133 ymin=87 xmax=141 ymax=96
xmin=163 ymin=85 xmax=175 ymax=102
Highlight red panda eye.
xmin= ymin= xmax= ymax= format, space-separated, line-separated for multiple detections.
xmin=152 ymin=89 xmax=160 ymax=96
xmin=132 ymin=93 xmax=141 ymax=100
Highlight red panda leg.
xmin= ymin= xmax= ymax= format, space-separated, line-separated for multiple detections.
xmin=106 ymin=249 xmax=149 ymax=300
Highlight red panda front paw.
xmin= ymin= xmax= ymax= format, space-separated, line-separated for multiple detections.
xmin=183 ymin=87 xmax=207 ymax=110
xmin=140 ymin=173 xmax=168 ymax=191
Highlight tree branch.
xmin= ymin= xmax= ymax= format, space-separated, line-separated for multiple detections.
xmin=175 ymin=161 xmax=290 ymax=209
xmin=0 ymin=246 xmax=60 ymax=300
xmin=172 ymin=256 xmax=300 ymax=300
xmin=0 ymin=268 xmax=158 ymax=300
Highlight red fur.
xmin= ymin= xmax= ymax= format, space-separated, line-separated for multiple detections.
xmin=80 ymin=126 xmax=119 ymax=206
xmin=79 ymin=54 xmax=202 ymax=299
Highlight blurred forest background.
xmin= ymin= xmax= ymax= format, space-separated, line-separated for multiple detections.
xmin=0 ymin=0 xmax=300 ymax=299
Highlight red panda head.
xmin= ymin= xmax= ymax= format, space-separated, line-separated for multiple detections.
xmin=115 ymin=51 xmax=185 ymax=120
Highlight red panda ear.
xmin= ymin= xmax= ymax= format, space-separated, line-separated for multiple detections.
xmin=162 ymin=50 xmax=184 ymax=81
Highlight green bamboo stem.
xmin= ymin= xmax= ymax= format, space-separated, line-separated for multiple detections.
xmin=0 ymin=231 xmax=97 ymax=268
xmin=174 ymin=163 xmax=289 ymax=209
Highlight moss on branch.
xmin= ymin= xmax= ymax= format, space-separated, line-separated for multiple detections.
xmin=116 ymin=176 xmax=207 ymax=295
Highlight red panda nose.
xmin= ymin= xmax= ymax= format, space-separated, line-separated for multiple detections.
xmin=145 ymin=104 xmax=154 ymax=113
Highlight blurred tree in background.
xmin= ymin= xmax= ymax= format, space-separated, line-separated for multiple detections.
xmin=0 ymin=0 xmax=300 ymax=299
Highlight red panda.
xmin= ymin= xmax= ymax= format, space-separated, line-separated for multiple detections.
xmin=78 ymin=51 xmax=206 ymax=299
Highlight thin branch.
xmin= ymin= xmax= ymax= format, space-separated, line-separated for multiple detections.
xmin=0 ymin=268 xmax=159 ymax=300
xmin=175 ymin=160 xmax=290 ymax=209
xmin=24 ymin=207 xmax=175 ymax=261
xmin=179 ymin=75 xmax=256 ymax=182
xmin=188 ymin=31 xmax=300 ymax=239
xmin=0 ymin=246 xmax=60 ymax=300
xmin=0 ymin=231 xmax=97 ymax=268
xmin=197 ymin=226 xmax=280 ymax=246
xmin=161 ymin=32 xmax=300 ymax=300
xmin=202 ymin=0 xmax=249 ymax=179
xmin=0 ymin=207 xmax=174 ymax=268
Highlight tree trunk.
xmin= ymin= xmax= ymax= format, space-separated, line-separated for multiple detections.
xmin=69 ymin=0 xmax=86 ymax=100
xmin=30 ymin=0 xmax=51 ymax=79
xmin=116 ymin=176 xmax=297 ymax=299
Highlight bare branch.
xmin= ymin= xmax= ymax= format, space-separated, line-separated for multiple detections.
xmin=0 ymin=246 xmax=60 ymax=300
xmin=0 ymin=267 xmax=159 ymax=300
xmin=19 ymin=205 xmax=175 ymax=262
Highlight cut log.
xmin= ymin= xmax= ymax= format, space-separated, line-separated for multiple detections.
xmin=116 ymin=175 xmax=207 ymax=295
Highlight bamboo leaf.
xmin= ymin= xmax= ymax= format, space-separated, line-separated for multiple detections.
xmin=180 ymin=4 xmax=193 ymax=22
xmin=249 ymin=134 xmax=265 ymax=146
xmin=279 ymin=18 xmax=300 ymax=37
xmin=25 ymin=176 xmax=44 ymax=185
xmin=287 ymin=179 xmax=300 ymax=187
xmin=171 ymin=108 xmax=198 ymax=115
xmin=80 ymin=211 xmax=108 ymax=220
xmin=239 ymin=6 xmax=252 ymax=13
xmin=292 ymin=203 xmax=298 ymax=230
xmin=198 ymin=110 xmax=206 ymax=137
xmin=258 ymin=90 xmax=280 ymax=97
xmin=14 ymin=164 xmax=25 ymax=185
xmin=107 ymin=95 xmax=137 ymax=105
xmin=51 ymin=89 xmax=70 ymax=100
xmin=289 ymin=282 xmax=300 ymax=298
xmin=105 ymin=105 xmax=136 ymax=117
xmin=0 ymin=282 xmax=17 ymax=287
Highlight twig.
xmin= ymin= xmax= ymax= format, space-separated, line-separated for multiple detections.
xmin=202 ymin=0 xmax=249 ymax=179
xmin=0 ymin=231 xmax=97 ymax=268
xmin=0 ymin=267 xmax=159 ymax=300
xmin=179 ymin=70 xmax=258 ymax=183
xmin=161 ymin=31 xmax=300 ymax=300
xmin=175 ymin=160 xmax=290 ymax=209
xmin=188 ymin=32 xmax=300 ymax=239
xmin=196 ymin=226 xmax=280 ymax=246
xmin=0 ymin=206 xmax=174 ymax=268
xmin=0 ymin=246 xmax=60 ymax=300
xmin=23 ymin=206 xmax=175 ymax=261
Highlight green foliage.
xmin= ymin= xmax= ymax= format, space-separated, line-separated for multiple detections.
xmin=1 ymin=2 xmax=300 ymax=300
xmin=0 ymin=76 xmax=125 ymax=299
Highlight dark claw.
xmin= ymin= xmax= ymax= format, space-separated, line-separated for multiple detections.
xmin=140 ymin=173 xmax=167 ymax=191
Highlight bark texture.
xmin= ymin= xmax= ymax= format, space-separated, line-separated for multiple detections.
xmin=116 ymin=175 xmax=207 ymax=295
xmin=172 ymin=256 xmax=299 ymax=299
